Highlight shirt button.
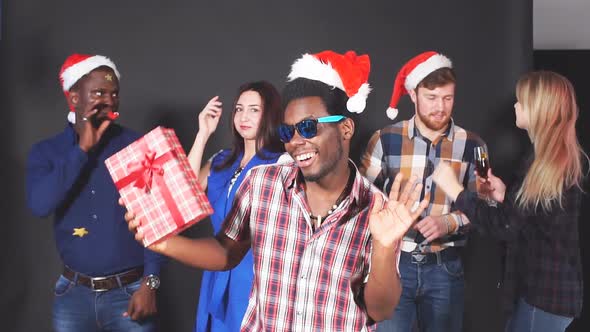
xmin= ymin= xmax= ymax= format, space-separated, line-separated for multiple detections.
xmin=296 ymin=311 xmax=302 ymax=316
xmin=300 ymin=275 xmax=306 ymax=280
xmin=92 ymin=214 xmax=98 ymax=220
xmin=91 ymin=190 xmax=96 ymax=195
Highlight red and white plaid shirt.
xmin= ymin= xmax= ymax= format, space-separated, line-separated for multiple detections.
xmin=222 ymin=162 xmax=385 ymax=331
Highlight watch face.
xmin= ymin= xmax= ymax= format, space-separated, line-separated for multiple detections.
xmin=146 ymin=275 xmax=160 ymax=290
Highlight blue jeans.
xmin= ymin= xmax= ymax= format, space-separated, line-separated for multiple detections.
xmin=53 ymin=275 xmax=156 ymax=332
xmin=377 ymin=251 xmax=464 ymax=332
xmin=505 ymin=298 xmax=573 ymax=332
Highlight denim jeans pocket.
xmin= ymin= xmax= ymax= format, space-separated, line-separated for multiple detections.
xmin=123 ymin=279 xmax=143 ymax=297
xmin=441 ymin=258 xmax=464 ymax=278
xmin=54 ymin=275 xmax=74 ymax=297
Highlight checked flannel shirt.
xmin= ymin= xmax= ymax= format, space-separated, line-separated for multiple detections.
xmin=222 ymin=161 xmax=390 ymax=331
xmin=360 ymin=117 xmax=486 ymax=252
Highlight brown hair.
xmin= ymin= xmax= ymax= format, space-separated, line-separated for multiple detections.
xmin=214 ymin=81 xmax=284 ymax=171
xmin=417 ymin=67 xmax=456 ymax=90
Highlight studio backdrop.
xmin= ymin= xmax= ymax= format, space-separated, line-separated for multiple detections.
xmin=1 ymin=1 xmax=532 ymax=331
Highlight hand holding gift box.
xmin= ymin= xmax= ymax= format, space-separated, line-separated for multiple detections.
xmin=106 ymin=126 xmax=213 ymax=247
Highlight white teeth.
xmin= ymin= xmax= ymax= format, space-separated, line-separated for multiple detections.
xmin=296 ymin=152 xmax=315 ymax=161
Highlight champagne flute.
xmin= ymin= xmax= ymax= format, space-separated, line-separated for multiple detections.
xmin=474 ymin=146 xmax=490 ymax=179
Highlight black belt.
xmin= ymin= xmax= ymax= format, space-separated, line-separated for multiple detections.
xmin=400 ymin=248 xmax=460 ymax=265
xmin=63 ymin=266 xmax=143 ymax=292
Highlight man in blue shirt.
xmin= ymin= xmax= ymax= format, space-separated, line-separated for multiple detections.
xmin=26 ymin=54 xmax=164 ymax=331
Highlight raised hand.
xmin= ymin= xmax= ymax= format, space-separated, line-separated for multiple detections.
xmin=78 ymin=107 xmax=112 ymax=152
xmin=369 ymin=174 xmax=430 ymax=248
xmin=197 ymin=96 xmax=223 ymax=139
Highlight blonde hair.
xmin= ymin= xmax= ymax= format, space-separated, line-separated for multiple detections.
xmin=515 ymin=71 xmax=587 ymax=212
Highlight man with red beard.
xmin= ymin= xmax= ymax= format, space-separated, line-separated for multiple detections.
xmin=360 ymin=51 xmax=487 ymax=332
xmin=26 ymin=54 xmax=164 ymax=331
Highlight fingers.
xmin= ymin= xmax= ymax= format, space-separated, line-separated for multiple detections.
xmin=206 ymin=96 xmax=223 ymax=111
xmin=404 ymin=181 xmax=423 ymax=210
xmin=125 ymin=300 xmax=135 ymax=319
xmin=131 ymin=308 xmax=141 ymax=321
xmin=84 ymin=108 xmax=99 ymax=119
xmin=135 ymin=230 xmax=145 ymax=243
xmin=126 ymin=210 xmax=142 ymax=236
xmin=414 ymin=218 xmax=439 ymax=242
xmin=200 ymin=96 xmax=222 ymax=118
xmin=96 ymin=118 xmax=112 ymax=138
xmin=392 ymin=202 xmax=414 ymax=228
xmin=204 ymin=107 xmax=222 ymax=117
xmin=487 ymin=168 xmax=498 ymax=182
xmin=124 ymin=209 xmax=146 ymax=244
xmin=124 ymin=209 xmax=135 ymax=225
xmin=477 ymin=174 xmax=489 ymax=184
xmin=370 ymin=192 xmax=384 ymax=216
xmin=388 ymin=173 xmax=403 ymax=202
xmin=207 ymin=95 xmax=221 ymax=105
xmin=398 ymin=175 xmax=417 ymax=205
xmin=423 ymin=229 xmax=438 ymax=242
xmin=411 ymin=196 xmax=430 ymax=221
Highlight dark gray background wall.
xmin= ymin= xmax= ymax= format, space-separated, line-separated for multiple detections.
xmin=0 ymin=1 xmax=548 ymax=331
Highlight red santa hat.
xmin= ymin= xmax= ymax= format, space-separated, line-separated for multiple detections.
xmin=59 ymin=54 xmax=120 ymax=123
xmin=386 ymin=51 xmax=452 ymax=120
xmin=287 ymin=50 xmax=371 ymax=113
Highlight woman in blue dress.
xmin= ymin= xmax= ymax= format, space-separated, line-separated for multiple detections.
xmin=187 ymin=81 xmax=287 ymax=332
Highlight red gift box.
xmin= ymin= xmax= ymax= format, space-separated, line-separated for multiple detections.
xmin=105 ymin=126 xmax=213 ymax=247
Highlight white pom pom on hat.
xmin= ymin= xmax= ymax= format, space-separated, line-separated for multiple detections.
xmin=386 ymin=107 xmax=398 ymax=120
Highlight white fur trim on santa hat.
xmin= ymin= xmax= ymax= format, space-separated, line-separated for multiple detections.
xmin=67 ymin=111 xmax=76 ymax=124
xmin=61 ymin=55 xmax=121 ymax=91
xmin=386 ymin=107 xmax=398 ymax=120
xmin=288 ymin=54 xmax=345 ymax=91
xmin=346 ymin=83 xmax=371 ymax=113
xmin=404 ymin=54 xmax=452 ymax=91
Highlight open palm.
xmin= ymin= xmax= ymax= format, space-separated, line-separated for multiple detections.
xmin=369 ymin=174 xmax=429 ymax=248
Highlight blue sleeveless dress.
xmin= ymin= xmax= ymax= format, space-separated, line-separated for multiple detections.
xmin=194 ymin=149 xmax=284 ymax=332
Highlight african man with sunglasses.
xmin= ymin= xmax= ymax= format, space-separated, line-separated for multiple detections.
xmin=123 ymin=50 xmax=429 ymax=331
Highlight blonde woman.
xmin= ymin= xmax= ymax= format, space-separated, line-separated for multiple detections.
xmin=432 ymin=71 xmax=586 ymax=332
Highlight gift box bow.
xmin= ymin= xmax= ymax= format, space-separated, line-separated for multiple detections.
xmin=115 ymin=149 xmax=175 ymax=192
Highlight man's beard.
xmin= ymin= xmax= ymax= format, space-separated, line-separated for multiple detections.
xmin=416 ymin=100 xmax=450 ymax=131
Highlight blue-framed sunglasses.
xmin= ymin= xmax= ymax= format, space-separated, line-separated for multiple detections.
xmin=278 ymin=115 xmax=346 ymax=143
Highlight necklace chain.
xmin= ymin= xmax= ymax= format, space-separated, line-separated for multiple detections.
xmin=309 ymin=168 xmax=355 ymax=228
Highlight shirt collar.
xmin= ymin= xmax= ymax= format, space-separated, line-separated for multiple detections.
xmin=407 ymin=116 xmax=456 ymax=142
xmin=287 ymin=159 xmax=363 ymax=204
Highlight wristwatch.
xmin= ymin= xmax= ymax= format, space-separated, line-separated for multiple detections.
xmin=145 ymin=274 xmax=161 ymax=290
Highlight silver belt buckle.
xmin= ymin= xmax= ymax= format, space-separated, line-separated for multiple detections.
xmin=90 ymin=276 xmax=110 ymax=292
xmin=411 ymin=252 xmax=427 ymax=264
